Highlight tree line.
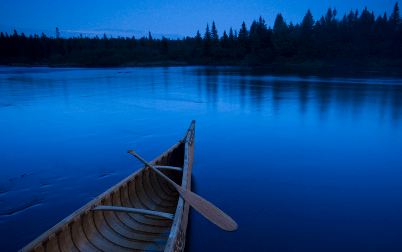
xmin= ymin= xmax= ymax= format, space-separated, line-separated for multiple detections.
xmin=0 ymin=2 xmax=401 ymax=67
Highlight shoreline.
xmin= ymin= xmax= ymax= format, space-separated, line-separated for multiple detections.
xmin=1 ymin=61 xmax=401 ymax=75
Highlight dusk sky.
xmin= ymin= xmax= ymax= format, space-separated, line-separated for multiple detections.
xmin=1 ymin=0 xmax=398 ymax=38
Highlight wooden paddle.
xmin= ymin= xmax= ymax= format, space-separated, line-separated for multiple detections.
xmin=128 ymin=150 xmax=238 ymax=232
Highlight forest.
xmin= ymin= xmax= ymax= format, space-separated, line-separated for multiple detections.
xmin=0 ymin=2 xmax=401 ymax=68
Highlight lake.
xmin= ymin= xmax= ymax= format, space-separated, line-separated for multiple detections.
xmin=0 ymin=66 xmax=401 ymax=252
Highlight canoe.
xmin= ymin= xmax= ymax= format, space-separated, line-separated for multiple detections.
xmin=20 ymin=120 xmax=196 ymax=252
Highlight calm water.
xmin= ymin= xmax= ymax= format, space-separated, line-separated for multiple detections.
xmin=0 ymin=66 xmax=402 ymax=252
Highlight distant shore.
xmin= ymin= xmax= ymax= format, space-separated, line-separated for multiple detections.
xmin=3 ymin=60 xmax=401 ymax=76
xmin=2 ymin=2 xmax=401 ymax=74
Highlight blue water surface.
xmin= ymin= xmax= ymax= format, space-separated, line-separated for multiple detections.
xmin=0 ymin=66 xmax=401 ymax=251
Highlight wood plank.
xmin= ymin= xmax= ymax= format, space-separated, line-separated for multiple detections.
xmin=101 ymin=197 xmax=168 ymax=241
xmin=92 ymin=206 xmax=174 ymax=220
xmin=154 ymin=165 xmax=183 ymax=171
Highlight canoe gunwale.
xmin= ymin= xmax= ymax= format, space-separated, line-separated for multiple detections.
xmin=164 ymin=120 xmax=195 ymax=252
xmin=19 ymin=120 xmax=195 ymax=252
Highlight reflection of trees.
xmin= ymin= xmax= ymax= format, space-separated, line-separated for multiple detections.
xmin=248 ymin=80 xmax=267 ymax=112
xmin=237 ymin=79 xmax=248 ymax=109
xmin=271 ymin=82 xmax=290 ymax=114
xmin=204 ymin=69 xmax=219 ymax=108
xmin=297 ymin=82 xmax=310 ymax=115
xmin=163 ymin=69 xmax=169 ymax=92
xmin=314 ymin=82 xmax=333 ymax=120
xmin=192 ymin=67 xmax=402 ymax=129
xmin=3 ymin=67 xmax=402 ymax=130
xmin=391 ymin=86 xmax=402 ymax=126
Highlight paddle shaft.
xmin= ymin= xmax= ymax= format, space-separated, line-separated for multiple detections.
xmin=128 ymin=150 xmax=238 ymax=232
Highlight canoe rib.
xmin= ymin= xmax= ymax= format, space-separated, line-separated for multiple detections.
xmin=91 ymin=206 xmax=175 ymax=220
xmin=19 ymin=120 xmax=195 ymax=252
xmin=154 ymin=165 xmax=183 ymax=171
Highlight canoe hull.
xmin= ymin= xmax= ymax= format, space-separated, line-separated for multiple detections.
xmin=20 ymin=121 xmax=195 ymax=252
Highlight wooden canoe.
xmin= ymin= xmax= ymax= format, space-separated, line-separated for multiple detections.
xmin=20 ymin=120 xmax=196 ymax=252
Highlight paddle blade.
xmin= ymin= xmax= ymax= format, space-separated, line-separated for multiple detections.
xmin=176 ymin=186 xmax=238 ymax=232
xmin=128 ymin=149 xmax=237 ymax=231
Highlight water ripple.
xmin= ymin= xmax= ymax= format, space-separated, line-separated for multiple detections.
xmin=0 ymin=198 xmax=44 ymax=216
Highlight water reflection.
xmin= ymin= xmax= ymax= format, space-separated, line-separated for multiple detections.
xmin=298 ymin=82 xmax=310 ymax=115
xmin=1 ymin=66 xmax=402 ymax=251
xmin=391 ymin=86 xmax=402 ymax=123
xmin=248 ymin=80 xmax=267 ymax=113
xmin=2 ymin=66 xmax=402 ymax=128
xmin=194 ymin=67 xmax=402 ymax=127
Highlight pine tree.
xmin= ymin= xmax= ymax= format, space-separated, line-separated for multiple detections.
xmin=359 ymin=7 xmax=375 ymax=35
xmin=346 ymin=9 xmax=358 ymax=38
xmin=332 ymin=8 xmax=338 ymax=25
xmin=389 ymin=2 xmax=401 ymax=31
xmin=195 ymin=30 xmax=202 ymax=47
xmin=250 ymin=20 xmax=258 ymax=35
xmin=340 ymin=13 xmax=348 ymax=40
xmin=238 ymin=21 xmax=249 ymax=56
xmin=238 ymin=22 xmax=248 ymax=43
xmin=56 ymin=27 xmax=60 ymax=39
xmin=221 ymin=30 xmax=229 ymax=48
xmin=272 ymin=13 xmax=295 ymax=57
xmin=375 ymin=14 xmax=387 ymax=41
xmin=229 ymin=28 xmax=234 ymax=41
xmin=249 ymin=21 xmax=260 ymax=57
xmin=228 ymin=28 xmax=234 ymax=49
xmin=161 ymin=36 xmax=168 ymax=54
xmin=301 ymin=9 xmax=315 ymax=35
xmin=204 ymin=23 xmax=211 ymax=40
xmin=211 ymin=21 xmax=219 ymax=43
xmin=389 ymin=2 xmax=402 ymax=58
xmin=256 ymin=16 xmax=271 ymax=50
xmin=299 ymin=9 xmax=316 ymax=59
xmin=195 ymin=30 xmax=202 ymax=41
xmin=324 ymin=8 xmax=333 ymax=26
xmin=257 ymin=16 xmax=267 ymax=37
xmin=273 ymin=13 xmax=287 ymax=31
xmin=203 ymin=23 xmax=212 ymax=57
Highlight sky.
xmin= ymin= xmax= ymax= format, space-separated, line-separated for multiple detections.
xmin=0 ymin=0 xmax=398 ymax=39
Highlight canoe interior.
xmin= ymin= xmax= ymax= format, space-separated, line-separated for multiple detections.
xmin=20 ymin=121 xmax=195 ymax=252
